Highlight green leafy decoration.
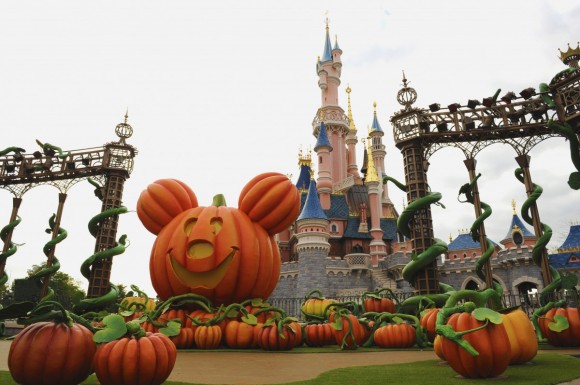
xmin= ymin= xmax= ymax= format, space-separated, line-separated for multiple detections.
xmin=568 ymin=172 xmax=580 ymax=190
xmin=472 ymin=307 xmax=503 ymax=325
xmin=159 ymin=320 xmax=181 ymax=337
xmin=548 ymin=314 xmax=570 ymax=332
xmin=241 ymin=313 xmax=258 ymax=325
xmin=392 ymin=316 xmax=404 ymax=324
xmin=330 ymin=319 xmax=343 ymax=331
xmin=93 ymin=314 xmax=128 ymax=343
xmin=561 ymin=273 xmax=579 ymax=290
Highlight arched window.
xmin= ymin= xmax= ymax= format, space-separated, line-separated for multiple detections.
xmin=330 ymin=223 xmax=338 ymax=233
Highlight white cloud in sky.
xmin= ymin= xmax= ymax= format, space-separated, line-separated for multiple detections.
xmin=0 ymin=0 xmax=578 ymax=298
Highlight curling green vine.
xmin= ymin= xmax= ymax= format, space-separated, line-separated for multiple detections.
xmin=514 ymin=168 xmax=574 ymax=305
xmin=75 ymin=178 xmax=128 ymax=313
xmin=0 ymin=215 xmax=21 ymax=286
xmin=35 ymin=139 xmax=70 ymax=159
xmin=29 ymin=214 xmax=67 ymax=301
xmin=382 ymin=175 xmax=448 ymax=286
xmin=548 ymin=120 xmax=580 ymax=190
xmin=457 ymin=173 xmax=503 ymax=304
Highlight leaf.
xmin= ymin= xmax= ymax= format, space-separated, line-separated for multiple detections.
xmin=366 ymin=293 xmax=381 ymax=300
xmin=330 ymin=320 xmax=343 ymax=331
xmin=568 ymin=172 xmax=580 ymax=190
xmin=472 ymin=307 xmax=503 ymax=324
xmin=226 ymin=308 xmax=238 ymax=318
xmin=392 ymin=316 xmax=404 ymax=324
xmin=241 ymin=314 xmax=257 ymax=326
xmin=548 ymin=314 xmax=570 ymax=332
xmin=119 ymin=310 xmax=135 ymax=317
xmin=93 ymin=314 xmax=128 ymax=343
xmin=159 ymin=320 xmax=181 ymax=337
xmin=561 ymin=273 xmax=579 ymax=290
xmin=0 ymin=301 xmax=35 ymax=320
xmin=251 ymin=298 xmax=267 ymax=307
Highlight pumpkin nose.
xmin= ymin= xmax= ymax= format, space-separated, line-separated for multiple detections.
xmin=188 ymin=241 xmax=214 ymax=259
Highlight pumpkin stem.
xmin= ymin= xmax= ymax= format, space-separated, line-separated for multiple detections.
xmin=212 ymin=194 xmax=227 ymax=207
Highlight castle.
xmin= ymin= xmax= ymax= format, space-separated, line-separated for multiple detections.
xmin=270 ymin=22 xmax=580 ymax=300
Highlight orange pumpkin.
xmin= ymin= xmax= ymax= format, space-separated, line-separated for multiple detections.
xmin=538 ymin=307 xmax=580 ymax=347
xmin=433 ymin=335 xmax=446 ymax=361
xmin=374 ymin=323 xmax=416 ymax=349
xmin=224 ymin=320 xmax=258 ymax=349
xmin=304 ymin=323 xmax=336 ymax=347
xmin=137 ymin=179 xmax=198 ymax=235
xmin=194 ymin=325 xmax=223 ymax=349
xmin=442 ymin=312 xmax=511 ymax=379
xmin=238 ymin=172 xmax=301 ymax=235
xmin=8 ymin=322 xmax=96 ymax=385
xmin=419 ymin=308 xmax=440 ymax=342
xmin=142 ymin=173 xmax=299 ymax=306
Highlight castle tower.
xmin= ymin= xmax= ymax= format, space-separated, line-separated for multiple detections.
xmin=296 ymin=179 xmax=330 ymax=296
xmin=295 ymin=147 xmax=313 ymax=193
xmin=314 ymin=122 xmax=333 ymax=210
xmin=368 ymin=102 xmax=396 ymax=218
xmin=365 ymin=140 xmax=387 ymax=266
xmin=313 ymin=20 xmax=351 ymax=191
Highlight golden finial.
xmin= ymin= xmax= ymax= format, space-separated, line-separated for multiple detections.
xmin=346 ymin=84 xmax=356 ymax=131
xmin=449 ymin=233 xmax=453 ymax=242
xmin=373 ymin=101 xmax=377 ymax=113
xmin=511 ymin=199 xmax=516 ymax=215
xmin=325 ymin=14 xmax=329 ymax=30
xmin=365 ymin=140 xmax=379 ymax=183
xmin=124 ymin=108 xmax=129 ymax=124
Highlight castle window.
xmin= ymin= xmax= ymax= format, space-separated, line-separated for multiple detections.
xmin=472 ymin=252 xmax=477 ymax=258
xmin=330 ymin=223 xmax=338 ymax=233
xmin=452 ymin=254 xmax=457 ymax=260
xmin=463 ymin=253 xmax=467 ymax=260
xmin=512 ymin=231 xmax=523 ymax=245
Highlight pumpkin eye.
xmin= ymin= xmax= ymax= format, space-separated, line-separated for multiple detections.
xmin=184 ymin=218 xmax=197 ymax=236
xmin=210 ymin=218 xmax=222 ymax=235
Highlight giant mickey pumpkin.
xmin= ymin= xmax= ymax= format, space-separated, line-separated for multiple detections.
xmin=137 ymin=173 xmax=300 ymax=305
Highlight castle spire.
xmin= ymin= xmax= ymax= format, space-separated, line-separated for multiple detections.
xmin=297 ymin=179 xmax=327 ymax=221
xmin=365 ymin=139 xmax=379 ymax=183
xmin=346 ymin=84 xmax=356 ymax=131
xmin=321 ymin=17 xmax=333 ymax=62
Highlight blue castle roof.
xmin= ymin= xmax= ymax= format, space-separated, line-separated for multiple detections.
xmin=295 ymin=164 xmax=311 ymax=191
xmin=297 ymin=180 xmax=327 ymax=221
xmin=371 ymin=111 xmax=383 ymax=133
xmin=448 ymin=233 xmax=499 ymax=251
xmin=321 ymin=25 xmax=333 ymax=62
xmin=314 ymin=122 xmax=332 ymax=151
xmin=503 ymin=215 xmax=534 ymax=240
xmin=558 ymin=224 xmax=580 ymax=249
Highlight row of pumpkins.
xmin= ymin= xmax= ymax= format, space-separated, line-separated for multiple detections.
xmin=7 ymin=287 xmax=580 ymax=384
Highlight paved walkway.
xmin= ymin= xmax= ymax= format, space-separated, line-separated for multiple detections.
xmin=1 ymin=340 xmax=579 ymax=384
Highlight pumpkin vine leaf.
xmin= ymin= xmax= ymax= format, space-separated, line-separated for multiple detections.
xmin=330 ymin=320 xmax=343 ymax=331
xmin=472 ymin=308 xmax=503 ymax=325
xmin=158 ymin=320 xmax=182 ymax=337
xmin=241 ymin=314 xmax=258 ymax=325
xmin=548 ymin=314 xmax=570 ymax=332
xmin=93 ymin=314 xmax=128 ymax=343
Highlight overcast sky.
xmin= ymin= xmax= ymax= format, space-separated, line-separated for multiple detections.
xmin=1 ymin=1 xmax=579 ymax=298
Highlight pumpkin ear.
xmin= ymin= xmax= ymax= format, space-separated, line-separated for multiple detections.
xmin=238 ymin=172 xmax=300 ymax=235
xmin=137 ymin=179 xmax=198 ymax=235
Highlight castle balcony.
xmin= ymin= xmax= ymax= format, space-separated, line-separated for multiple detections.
xmin=345 ymin=253 xmax=371 ymax=271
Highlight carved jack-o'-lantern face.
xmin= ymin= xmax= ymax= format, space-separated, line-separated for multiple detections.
xmin=168 ymin=204 xmax=238 ymax=290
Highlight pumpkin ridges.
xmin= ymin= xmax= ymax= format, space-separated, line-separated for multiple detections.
xmin=136 ymin=201 xmax=163 ymax=235
xmin=227 ymin=209 xmax=259 ymax=302
xmin=108 ymin=338 xmax=128 ymax=382
xmin=59 ymin=326 xmax=89 ymax=384
xmin=254 ymin=186 xmax=300 ymax=234
xmin=138 ymin=191 xmax=175 ymax=231
xmin=266 ymin=199 xmax=300 ymax=235
xmin=251 ymin=223 xmax=275 ymax=300
xmin=246 ymin=180 xmax=294 ymax=222
xmin=136 ymin=337 xmax=156 ymax=385
xmin=238 ymin=173 xmax=288 ymax=214
xmin=122 ymin=338 xmax=139 ymax=384
xmin=147 ymin=183 xmax=188 ymax=221
xmin=155 ymin=179 xmax=198 ymax=211
xmin=94 ymin=340 xmax=115 ymax=385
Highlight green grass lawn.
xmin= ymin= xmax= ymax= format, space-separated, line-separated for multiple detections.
xmin=1 ymin=352 xmax=579 ymax=385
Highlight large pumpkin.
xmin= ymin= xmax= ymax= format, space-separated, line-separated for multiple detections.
xmin=419 ymin=308 xmax=440 ymax=342
xmin=441 ymin=312 xmax=511 ymax=379
xmin=137 ymin=179 xmax=198 ymax=235
xmin=93 ymin=332 xmax=176 ymax=385
xmin=8 ymin=321 xmax=96 ymax=385
xmin=142 ymin=173 xmax=299 ymax=306
xmin=538 ymin=307 xmax=580 ymax=347
xmin=501 ymin=309 xmax=538 ymax=364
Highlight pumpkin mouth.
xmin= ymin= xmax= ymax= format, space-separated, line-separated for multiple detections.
xmin=169 ymin=247 xmax=238 ymax=289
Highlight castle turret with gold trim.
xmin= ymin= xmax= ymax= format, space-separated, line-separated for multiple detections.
xmin=366 ymin=139 xmax=387 ymax=266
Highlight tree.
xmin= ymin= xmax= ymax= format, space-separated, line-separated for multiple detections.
xmin=25 ymin=265 xmax=86 ymax=311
